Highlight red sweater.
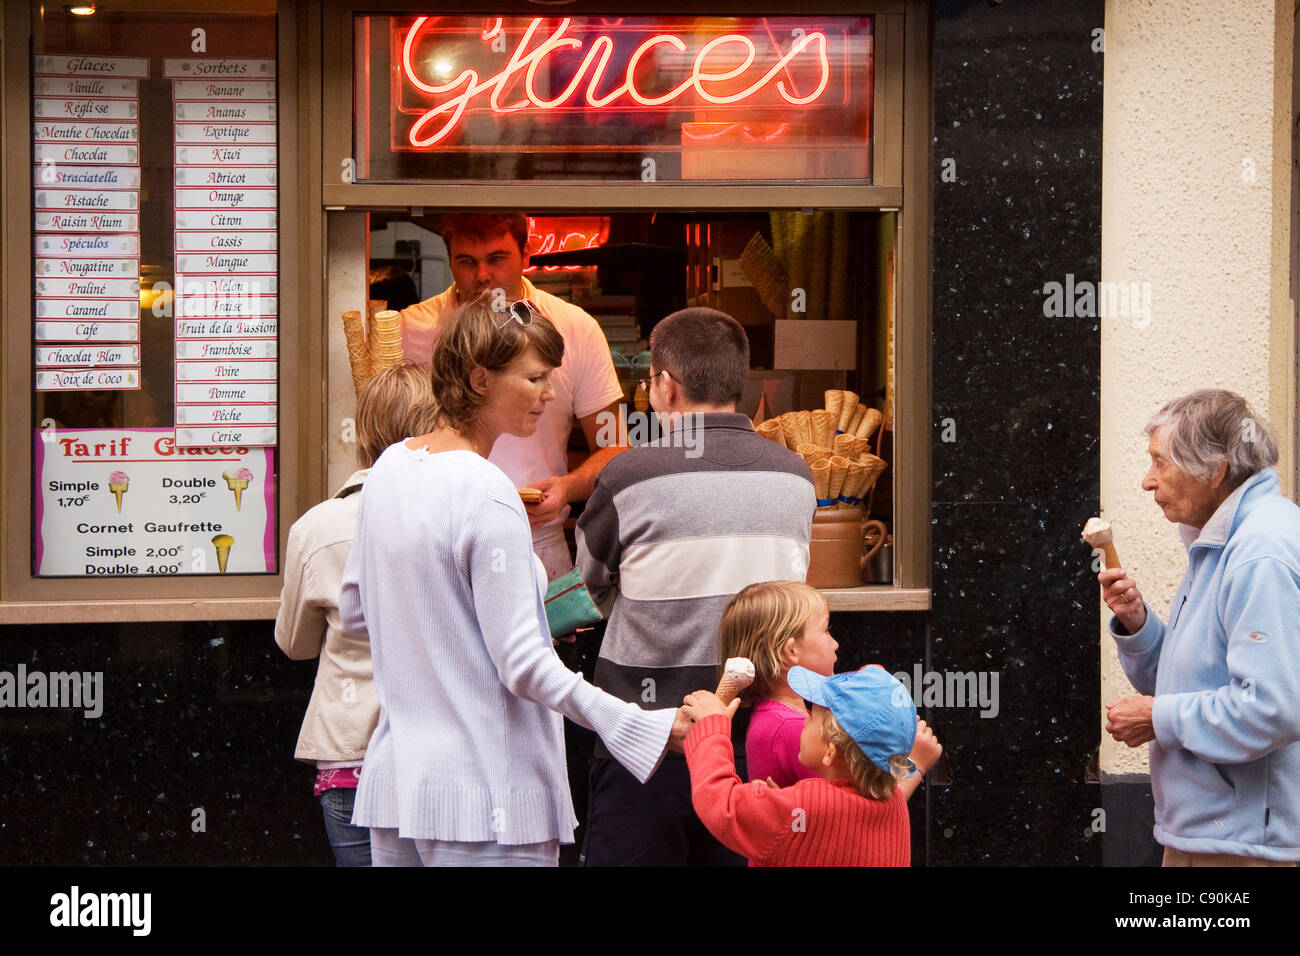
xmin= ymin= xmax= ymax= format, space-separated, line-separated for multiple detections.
xmin=684 ymin=713 xmax=910 ymax=867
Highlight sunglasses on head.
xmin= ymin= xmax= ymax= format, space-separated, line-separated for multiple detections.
xmin=495 ymin=298 xmax=541 ymax=331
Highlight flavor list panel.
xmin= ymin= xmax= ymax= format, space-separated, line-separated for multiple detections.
xmin=34 ymin=428 xmax=275 ymax=577
xmin=32 ymin=56 xmax=142 ymax=389
xmin=168 ymin=58 xmax=278 ymax=447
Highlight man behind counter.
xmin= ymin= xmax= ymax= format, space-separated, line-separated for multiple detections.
xmin=399 ymin=212 xmax=626 ymax=579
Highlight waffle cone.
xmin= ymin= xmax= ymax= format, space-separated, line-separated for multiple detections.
xmin=715 ymin=674 xmax=751 ymax=706
xmin=859 ymin=453 xmax=887 ymax=492
xmin=811 ymin=459 xmax=831 ymax=503
xmin=211 ymin=534 xmax=234 ymax=574
xmin=738 ymin=232 xmax=789 ymax=320
xmin=824 ymin=390 xmax=844 ymax=430
xmin=796 ymin=442 xmax=833 ymax=466
xmin=855 ymin=407 xmax=884 ymax=441
xmin=756 ymin=418 xmax=786 ymax=447
xmin=371 ymin=310 xmax=403 ymax=371
xmin=846 ymin=404 xmax=867 ymax=436
xmin=811 ymin=409 xmax=836 ymax=448
xmin=778 ymin=414 xmax=801 ymax=449
xmin=838 ymin=459 xmax=871 ymax=505
xmin=342 ymin=310 xmax=372 ymax=395
xmin=837 ymin=392 xmax=860 ymax=433
xmin=827 ymin=456 xmax=850 ymax=500
xmin=791 ymin=410 xmax=813 ymax=448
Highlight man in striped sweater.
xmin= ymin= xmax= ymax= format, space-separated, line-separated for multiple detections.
xmin=575 ymin=307 xmax=815 ymax=866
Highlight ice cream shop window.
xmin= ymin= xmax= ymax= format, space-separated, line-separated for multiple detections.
xmin=24 ymin=3 xmax=282 ymax=581
xmin=323 ymin=2 xmax=926 ymax=609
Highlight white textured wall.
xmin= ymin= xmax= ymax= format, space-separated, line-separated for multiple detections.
xmin=1100 ymin=0 xmax=1294 ymax=774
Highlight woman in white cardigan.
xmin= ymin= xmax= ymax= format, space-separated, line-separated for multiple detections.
xmin=340 ymin=295 xmax=685 ymax=866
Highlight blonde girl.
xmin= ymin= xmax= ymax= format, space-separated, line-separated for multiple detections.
xmin=719 ymin=581 xmax=838 ymax=787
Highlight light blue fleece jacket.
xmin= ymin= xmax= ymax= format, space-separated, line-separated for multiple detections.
xmin=1111 ymin=467 xmax=1300 ymax=861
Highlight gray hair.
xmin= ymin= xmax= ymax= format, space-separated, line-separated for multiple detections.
xmin=1145 ymin=389 xmax=1278 ymax=487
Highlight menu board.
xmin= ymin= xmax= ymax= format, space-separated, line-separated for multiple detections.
xmin=34 ymin=428 xmax=275 ymax=577
xmin=168 ymin=58 xmax=279 ymax=447
xmin=30 ymin=14 xmax=280 ymax=580
xmin=32 ymin=55 xmax=145 ymax=387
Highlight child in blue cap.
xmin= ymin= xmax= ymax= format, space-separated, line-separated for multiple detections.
xmin=681 ymin=664 xmax=941 ymax=866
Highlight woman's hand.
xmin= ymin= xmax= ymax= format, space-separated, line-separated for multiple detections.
xmin=681 ymin=690 xmax=740 ymax=724
xmin=1098 ymin=567 xmax=1147 ymax=634
xmin=1105 ymin=695 xmax=1156 ymax=747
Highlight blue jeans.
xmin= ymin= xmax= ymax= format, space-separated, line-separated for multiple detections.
xmin=320 ymin=788 xmax=371 ymax=867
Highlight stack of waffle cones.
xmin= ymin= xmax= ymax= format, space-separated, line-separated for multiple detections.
xmin=342 ymin=303 xmax=407 ymax=396
xmin=756 ymin=389 xmax=887 ymax=510
xmin=369 ymin=308 xmax=404 ymax=372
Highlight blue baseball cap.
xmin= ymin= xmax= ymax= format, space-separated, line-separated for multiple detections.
xmin=788 ymin=665 xmax=917 ymax=776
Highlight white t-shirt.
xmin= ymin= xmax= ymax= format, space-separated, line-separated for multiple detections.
xmin=398 ymin=277 xmax=623 ymax=529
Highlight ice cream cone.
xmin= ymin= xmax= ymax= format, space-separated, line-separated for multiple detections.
xmin=778 ymin=413 xmax=800 ymax=450
xmin=715 ymin=657 xmax=755 ymax=705
xmin=811 ymin=409 xmax=836 ymax=449
xmin=1082 ymin=518 xmax=1120 ymax=569
xmin=342 ymin=310 xmax=371 ymax=395
xmin=223 ymin=468 xmax=254 ymax=511
xmin=108 ymin=472 xmax=129 ymax=513
xmin=858 ymin=453 xmax=888 ymax=495
xmin=837 ymin=391 xmax=860 ymax=433
xmin=846 ymin=404 xmax=867 ymax=437
xmin=837 ymin=459 xmax=870 ymax=507
xmin=824 ymin=390 xmax=844 ymax=430
xmin=756 ymin=418 xmax=785 ymax=447
xmin=811 ymin=459 xmax=832 ymax=506
xmin=791 ymin=410 xmax=813 ymax=448
xmin=854 ymin=407 xmax=884 ymax=441
xmin=211 ymin=534 xmax=234 ymax=574
xmin=827 ymin=456 xmax=850 ymax=500
xmin=795 ymin=442 xmax=833 ymax=466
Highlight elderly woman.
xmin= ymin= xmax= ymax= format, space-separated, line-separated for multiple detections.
xmin=340 ymin=296 xmax=682 ymax=867
xmin=275 ymin=363 xmax=439 ymax=866
xmin=1100 ymin=389 xmax=1300 ymax=866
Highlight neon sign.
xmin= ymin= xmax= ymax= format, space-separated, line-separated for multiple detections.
xmin=399 ymin=17 xmax=835 ymax=148
xmin=523 ymin=216 xmax=610 ymax=274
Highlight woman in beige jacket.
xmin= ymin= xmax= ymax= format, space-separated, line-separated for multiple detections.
xmin=275 ymin=363 xmax=437 ymax=866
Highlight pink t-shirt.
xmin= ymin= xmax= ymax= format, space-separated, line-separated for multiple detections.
xmin=745 ymin=698 xmax=819 ymax=788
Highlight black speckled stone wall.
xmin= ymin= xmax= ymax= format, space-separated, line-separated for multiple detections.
xmin=833 ymin=0 xmax=1115 ymax=865
xmin=0 ymin=0 xmax=1129 ymax=867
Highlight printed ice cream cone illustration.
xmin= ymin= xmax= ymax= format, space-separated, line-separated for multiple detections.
xmin=715 ymin=657 xmax=755 ymax=705
xmin=211 ymin=534 xmax=235 ymax=574
xmin=222 ymin=467 xmax=254 ymax=510
xmin=1082 ymin=517 xmax=1120 ymax=569
xmin=108 ymin=471 xmax=129 ymax=513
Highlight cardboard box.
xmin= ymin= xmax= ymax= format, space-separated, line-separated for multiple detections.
xmin=772 ymin=320 xmax=857 ymax=370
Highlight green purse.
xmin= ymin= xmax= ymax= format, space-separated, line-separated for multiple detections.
xmin=544 ymin=567 xmax=603 ymax=637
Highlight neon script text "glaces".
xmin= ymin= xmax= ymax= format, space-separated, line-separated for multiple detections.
xmin=400 ymin=17 xmax=832 ymax=148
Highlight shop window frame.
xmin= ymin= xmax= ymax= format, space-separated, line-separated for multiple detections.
xmin=320 ymin=1 xmax=931 ymax=610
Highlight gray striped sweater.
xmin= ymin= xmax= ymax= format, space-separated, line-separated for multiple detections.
xmin=576 ymin=413 xmax=815 ymax=742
